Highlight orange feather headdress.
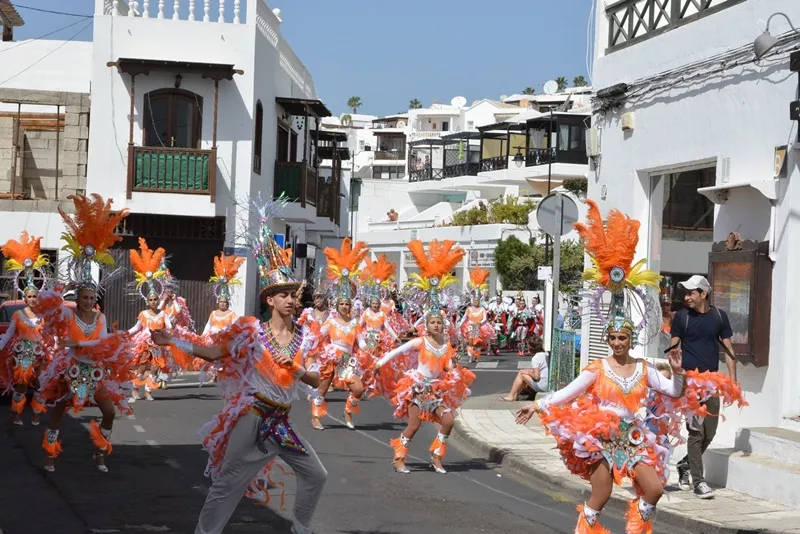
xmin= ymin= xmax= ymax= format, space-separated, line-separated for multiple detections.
xmin=59 ymin=194 xmax=129 ymax=291
xmin=128 ymin=238 xmax=170 ymax=300
xmin=405 ymin=239 xmax=465 ymax=316
xmin=573 ymin=200 xmax=661 ymax=343
xmin=359 ymin=254 xmax=396 ymax=303
xmin=324 ymin=238 xmax=368 ymax=301
xmin=210 ymin=253 xmax=245 ymax=301
xmin=467 ymin=266 xmax=490 ymax=298
xmin=1 ymin=231 xmax=51 ymax=296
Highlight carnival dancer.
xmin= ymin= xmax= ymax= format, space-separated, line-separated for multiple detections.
xmin=514 ymin=201 xmax=746 ymax=534
xmin=509 ymin=293 xmax=535 ymax=357
xmin=458 ymin=267 xmax=494 ymax=363
xmin=127 ymin=238 xmax=175 ymax=400
xmin=37 ymin=194 xmax=134 ymax=473
xmin=311 ymin=238 xmax=370 ymax=431
xmin=150 ymin=197 xmax=326 ymax=534
xmin=0 ymin=231 xmax=50 ymax=425
xmin=160 ymin=286 xmax=195 ymax=331
xmin=375 ymin=239 xmax=476 ymax=474
xmin=486 ymin=293 xmax=507 ymax=355
xmin=380 ymin=283 xmax=410 ymax=339
xmin=296 ymin=274 xmax=331 ymax=368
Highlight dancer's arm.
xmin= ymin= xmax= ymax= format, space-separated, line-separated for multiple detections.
xmin=516 ymin=370 xmax=597 ymax=424
xmin=128 ymin=314 xmax=143 ymax=335
xmin=163 ymin=312 xmax=173 ymax=331
xmin=376 ymin=337 xmax=422 ymax=368
xmin=201 ymin=317 xmax=212 ymax=336
xmin=647 ymin=350 xmax=686 ymax=397
xmin=383 ymin=316 xmax=398 ymax=340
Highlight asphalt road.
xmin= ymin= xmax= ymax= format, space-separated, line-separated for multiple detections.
xmin=0 ymin=352 xmax=689 ymax=534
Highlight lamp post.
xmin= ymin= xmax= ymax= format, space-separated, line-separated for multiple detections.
xmin=544 ymin=110 xmax=555 ymax=264
xmin=754 ymin=12 xmax=799 ymax=60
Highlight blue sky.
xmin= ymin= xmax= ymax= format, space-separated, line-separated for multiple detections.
xmin=14 ymin=0 xmax=593 ymax=116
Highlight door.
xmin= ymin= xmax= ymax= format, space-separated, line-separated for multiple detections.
xmin=143 ymin=89 xmax=203 ymax=148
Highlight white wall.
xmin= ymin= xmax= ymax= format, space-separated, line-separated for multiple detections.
xmin=589 ymin=0 xmax=800 ymax=447
xmin=0 ymin=40 xmax=92 ymax=95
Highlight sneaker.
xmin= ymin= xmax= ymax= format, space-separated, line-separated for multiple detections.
xmin=694 ymin=482 xmax=715 ymax=499
xmin=677 ymin=463 xmax=691 ymax=491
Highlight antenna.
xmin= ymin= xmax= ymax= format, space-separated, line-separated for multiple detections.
xmin=543 ymin=80 xmax=558 ymax=95
xmin=451 ymin=96 xmax=467 ymax=108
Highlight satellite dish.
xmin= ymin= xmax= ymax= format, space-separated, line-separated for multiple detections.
xmin=397 ymin=120 xmax=406 ymax=128
xmin=500 ymin=94 xmax=509 ymax=101
xmin=451 ymin=96 xmax=467 ymax=108
xmin=543 ymin=80 xmax=558 ymax=95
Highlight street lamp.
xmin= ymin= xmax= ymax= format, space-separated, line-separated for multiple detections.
xmin=513 ymin=147 xmax=525 ymax=168
xmin=754 ymin=12 xmax=798 ymax=60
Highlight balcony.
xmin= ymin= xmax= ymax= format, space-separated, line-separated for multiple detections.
xmin=480 ymin=155 xmax=508 ymax=172
xmin=409 ymin=168 xmax=444 ymax=182
xmin=606 ymin=0 xmax=742 ymax=52
xmin=274 ymin=161 xmax=317 ymax=207
xmin=443 ymin=162 xmax=480 ymax=178
xmin=128 ymin=146 xmax=216 ymax=197
xmin=525 ymin=147 xmax=557 ymax=167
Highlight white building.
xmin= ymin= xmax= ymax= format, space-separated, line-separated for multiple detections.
xmin=587 ymin=0 xmax=800 ymax=506
xmin=351 ymin=96 xmax=591 ymax=292
xmin=0 ymin=0 xmax=344 ymax=327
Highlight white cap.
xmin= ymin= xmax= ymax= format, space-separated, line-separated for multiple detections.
xmin=679 ymin=275 xmax=711 ymax=293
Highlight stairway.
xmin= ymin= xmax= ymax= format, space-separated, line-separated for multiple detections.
xmin=705 ymin=427 xmax=800 ymax=508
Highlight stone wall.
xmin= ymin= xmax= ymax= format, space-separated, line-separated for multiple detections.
xmin=0 ymin=90 xmax=90 ymax=204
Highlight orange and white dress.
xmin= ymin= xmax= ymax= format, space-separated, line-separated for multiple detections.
xmin=129 ymin=310 xmax=174 ymax=371
xmin=0 ymin=310 xmax=45 ymax=392
xmin=537 ymin=358 xmax=746 ymax=486
xmin=359 ymin=308 xmax=397 ymax=357
xmin=202 ymin=309 xmax=239 ymax=336
xmin=316 ymin=317 xmax=369 ymax=389
xmin=381 ymin=298 xmax=410 ymax=337
xmin=376 ymin=336 xmax=475 ymax=423
xmin=161 ymin=296 xmax=194 ymax=330
xmin=37 ymin=294 xmax=134 ymax=417
xmin=296 ymin=307 xmax=330 ymax=363
xmin=458 ymin=306 xmax=495 ymax=358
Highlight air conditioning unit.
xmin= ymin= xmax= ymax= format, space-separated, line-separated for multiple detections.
xmin=586 ymin=127 xmax=601 ymax=157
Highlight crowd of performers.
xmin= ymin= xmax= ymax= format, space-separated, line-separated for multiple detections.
xmin=0 ymin=193 xmax=747 ymax=534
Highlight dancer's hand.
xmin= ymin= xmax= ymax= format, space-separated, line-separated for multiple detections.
xmin=515 ymin=403 xmax=538 ymax=425
xmin=151 ymin=329 xmax=172 ymax=346
xmin=62 ymin=339 xmax=79 ymax=348
xmin=668 ymin=347 xmax=683 ymax=373
xmin=273 ymin=353 xmax=293 ymax=366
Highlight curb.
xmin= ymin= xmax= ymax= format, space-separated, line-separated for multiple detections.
xmin=452 ymin=412 xmax=778 ymax=534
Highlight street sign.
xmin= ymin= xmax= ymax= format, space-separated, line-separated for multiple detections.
xmin=536 ymin=193 xmax=579 ymax=237
xmin=537 ymin=266 xmax=552 ymax=281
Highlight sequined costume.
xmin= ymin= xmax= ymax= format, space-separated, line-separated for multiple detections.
xmin=129 ymin=309 xmax=174 ymax=391
xmin=0 ymin=310 xmax=47 ymax=416
xmin=532 ymin=200 xmax=747 ymax=534
xmin=458 ymin=306 xmax=494 ymax=363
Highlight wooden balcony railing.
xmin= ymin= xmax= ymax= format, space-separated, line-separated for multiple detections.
xmin=480 ymin=155 xmax=508 ymax=172
xmin=128 ymin=146 xmax=216 ymax=200
xmin=526 ymin=147 xmax=557 ymax=167
xmin=274 ymin=161 xmax=317 ymax=207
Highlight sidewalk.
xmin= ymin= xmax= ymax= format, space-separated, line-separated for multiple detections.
xmin=454 ymin=394 xmax=800 ymax=534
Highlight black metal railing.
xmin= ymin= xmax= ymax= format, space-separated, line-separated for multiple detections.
xmin=443 ymin=162 xmax=480 ymax=178
xmin=526 ymin=147 xmax=557 ymax=167
xmin=606 ymin=0 xmax=741 ymax=51
xmin=480 ymin=155 xmax=507 ymax=172
xmin=408 ymin=168 xmax=444 ymax=182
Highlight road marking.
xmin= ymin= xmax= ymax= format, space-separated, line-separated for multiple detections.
xmin=325 ymin=413 xmax=574 ymax=519
xmin=133 ymin=425 xmax=146 ymax=433
xmin=475 ymin=361 xmax=499 ymax=369
xmin=145 ymin=439 xmax=159 ymax=446
xmin=517 ymin=362 xmax=534 ymax=369
xmin=470 ymin=369 xmax=518 ymax=373
xmin=165 ymin=458 xmax=182 ymax=470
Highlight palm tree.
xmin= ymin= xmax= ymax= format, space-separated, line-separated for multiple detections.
xmin=409 ymin=98 xmax=422 ymax=109
xmin=555 ymin=77 xmax=568 ymax=92
xmin=572 ymin=76 xmax=587 ymax=87
xmin=347 ymin=96 xmax=362 ymax=113
xmin=521 ymin=87 xmax=536 ymax=95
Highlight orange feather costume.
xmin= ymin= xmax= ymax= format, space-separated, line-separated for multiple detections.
xmin=459 ymin=266 xmax=495 ymax=362
xmin=533 ymin=201 xmax=746 ymax=534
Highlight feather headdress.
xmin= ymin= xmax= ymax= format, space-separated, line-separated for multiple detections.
xmin=1 ymin=231 xmax=51 ymax=296
xmin=359 ymin=254 xmax=396 ymax=303
xmin=405 ymin=239 xmax=465 ymax=317
xmin=128 ymin=238 xmax=173 ymax=301
xmin=249 ymin=195 xmax=300 ymax=299
xmin=574 ymin=200 xmax=662 ymax=344
xmin=324 ymin=238 xmax=368 ymax=301
xmin=467 ymin=266 xmax=490 ymax=298
xmin=209 ymin=253 xmax=245 ymax=302
xmin=58 ymin=194 xmax=129 ymax=292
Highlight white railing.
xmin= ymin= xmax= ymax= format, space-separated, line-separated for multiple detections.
xmin=409 ymin=131 xmax=442 ymax=141
xmin=106 ymin=0 xmax=242 ymax=23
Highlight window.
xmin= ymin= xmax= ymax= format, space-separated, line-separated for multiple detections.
xmin=558 ymin=124 xmax=586 ymax=152
xmin=277 ymin=126 xmax=289 ymax=162
xmin=253 ymin=101 xmax=263 ymax=174
xmin=373 ymin=165 xmax=403 ymax=180
xmin=467 ymin=121 xmax=474 ymax=130
xmin=359 ymin=140 xmax=365 ymax=151
xmin=662 ymin=168 xmax=715 ymax=230
xmin=143 ymin=89 xmax=203 ymax=148
xmin=442 ymin=121 xmax=449 ymax=132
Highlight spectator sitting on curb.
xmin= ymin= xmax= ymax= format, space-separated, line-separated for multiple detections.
xmin=498 ymin=340 xmax=548 ymax=401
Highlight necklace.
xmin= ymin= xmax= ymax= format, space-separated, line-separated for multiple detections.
xmin=260 ymin=322 xmax=302 ymax=358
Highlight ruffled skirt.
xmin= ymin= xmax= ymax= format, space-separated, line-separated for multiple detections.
xmin=459 ymin=321 xmax=496 ymax=347
xmin=389 ymin=367 xmax=475 ymax=423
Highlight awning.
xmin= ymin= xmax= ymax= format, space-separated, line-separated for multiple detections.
xmin=0 ymin=2 xmax=24 ymax=27
xmin=276 ymin=97 xmax=332 ymax=118
xmin=698 ymin=180 xmax=779 ymax=205
xmin=108 ymin=58 xmax=242 ymax=81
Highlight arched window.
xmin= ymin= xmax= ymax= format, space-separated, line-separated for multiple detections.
xmin=254 ymin=100 xmax=264 ymax=174
xmin=143 ymin=89 xmax=203 ymax=148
